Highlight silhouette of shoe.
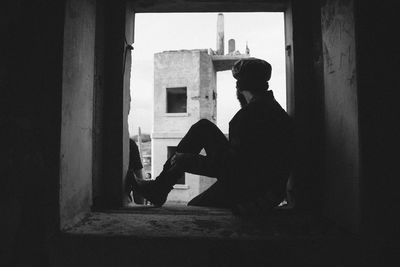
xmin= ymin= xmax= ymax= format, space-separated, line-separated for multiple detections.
xmin=131 ymin=177 xmax=172 ymax=207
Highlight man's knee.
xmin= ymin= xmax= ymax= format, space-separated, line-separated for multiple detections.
xmin=197 ymin=118 xmax=213 ymax=126
xmin=192 ymin=119 xmax=215 ymax=130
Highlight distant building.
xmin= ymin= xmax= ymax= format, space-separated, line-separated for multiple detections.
xmin=152 ymin=13 xmax=250 ymax=204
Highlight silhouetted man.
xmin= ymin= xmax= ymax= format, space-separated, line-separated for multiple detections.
xmin=128 ymin=58 xmax=294 ymax=215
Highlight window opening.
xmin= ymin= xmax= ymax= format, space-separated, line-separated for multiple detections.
xmin=128 ymin=12 xmax=286 ymax=206
xmin=166 ymin=87 xmax=187 ymax=113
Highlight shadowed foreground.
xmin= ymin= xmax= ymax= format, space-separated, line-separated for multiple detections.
xmin=51 ymin=205 xmax=391 ymax=267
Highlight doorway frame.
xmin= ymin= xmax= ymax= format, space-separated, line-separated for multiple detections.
xmin=59 ymin=0 xmax=298 ymax=229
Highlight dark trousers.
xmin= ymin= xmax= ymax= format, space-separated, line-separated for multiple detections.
xmin=162 ymin=119 xmax=233 ymax=208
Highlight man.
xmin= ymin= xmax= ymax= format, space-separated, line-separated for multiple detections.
xmin=129 ymin=58 xmax=294 ymax=214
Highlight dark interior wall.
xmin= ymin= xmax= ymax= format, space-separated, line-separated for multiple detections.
xmin=92 ymin=0 xmax=106 ymax=208
xmin=355 ymin=2 xmax=399 ymax=239
xmin=289 ymin=0 xmax=325 ymax=212
xmin=59 ymin=0 xmax=96 ymax=228
xmin=320 ymin=0 xmax=360 ymax=232
xmin=101 ymin=0 xmax=129 ymax=207
xmin=92 ymin=0 xmax=132 ymax=208
xmin=0 ymin=0 xmax=65 ymax=265
xmin=1 ymin=0 xmax=131 ymax=263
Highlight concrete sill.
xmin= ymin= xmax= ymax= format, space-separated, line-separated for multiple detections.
xmin=62 ymin=205 xmax=342 ymax=241
xmin=56 ymin=206 xmax=374 ymax=266
xmin=173 ymin=184 xmax=190 ymax=190
xmin=163 ymin=112 xmax=188 ymax=117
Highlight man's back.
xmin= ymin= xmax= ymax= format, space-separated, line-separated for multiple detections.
xmin=228 ymin=90 xmax=294 ymax=201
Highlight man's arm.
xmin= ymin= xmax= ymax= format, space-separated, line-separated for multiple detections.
xmin=134 ymin=168 xmax=144 ymax=180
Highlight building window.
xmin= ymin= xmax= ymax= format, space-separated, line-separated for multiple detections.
xmin=166 ymin=87 xmax=187 ymax=113
xmin=167 ymin=146 xmax=185 ymax=184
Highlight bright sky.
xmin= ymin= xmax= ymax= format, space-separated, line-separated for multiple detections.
xmin=129 ymin=12 xmax=286 ymax=136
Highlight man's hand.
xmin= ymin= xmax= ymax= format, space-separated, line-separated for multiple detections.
xmin=170 ymin=152 xmax=187 ymax=166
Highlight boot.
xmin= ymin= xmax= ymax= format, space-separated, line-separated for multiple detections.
xmin=132 ymin=164 xmax=183 ymax=207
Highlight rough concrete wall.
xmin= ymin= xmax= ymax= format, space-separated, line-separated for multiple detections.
xmin=92 ymin=0 xmax=105 ymax=206
xmin=321 ymin=0 xmax=360 ymax=232
xmin=1 ymin=0 xmax=65 ymax=265
xmin=199 ymin=176 xmax=217 ymax=195
xmin=153 ymin=51 xmax=201 ymax=134
xmin=198 ymin=52 xmax=218 ymax=193
xmin=60 ymin=0 xmax=96 ymax=228
xmin=288 ymin=1 xmax=326 ymax=212
xmin=153 ymin=50 xmax=215 ymax=203
xmin=199 ymin=52 xmax=217 ymax=122
xmin=101 ymin=1 xmax=129 ymax=207
xmin=355 ymin=2 xmax=399 ymax=238
xmin=212 ymin=69 xmax=217 ymax=121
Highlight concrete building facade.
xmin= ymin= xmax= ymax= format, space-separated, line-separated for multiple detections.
xmin=152 ymin=14 xmax=250 ymax=204
xmin=152 ymin=49 xmax=218 ymax=203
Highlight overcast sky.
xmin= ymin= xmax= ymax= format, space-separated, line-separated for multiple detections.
xmin=129 ymin=12 xmax=286 ymax=136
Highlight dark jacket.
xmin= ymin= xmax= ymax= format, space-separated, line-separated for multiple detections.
xmin=226 ymin=90 xmax=294 ymax=204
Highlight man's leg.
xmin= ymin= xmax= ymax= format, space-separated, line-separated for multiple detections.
xmin=133 ymin=119 xmax=229 ymax=206
xmin=162 ymin=119 xmax=229 ymax=178
xmin=174 ymin=119 xmax=233 ymax=207
xmin=187 ymin=180 xmax=232 ymax=208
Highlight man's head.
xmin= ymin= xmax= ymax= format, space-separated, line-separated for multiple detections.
xmin=232 ymin=58 xmax=272 ymax=107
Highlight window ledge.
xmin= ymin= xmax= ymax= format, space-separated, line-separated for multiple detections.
xmin=62 ymin=205 xmax=336 ymax=241
xmin=57 ymin=206 xmax=363 ymax=267
xmin=164 ymin=113 xmax=188 ymax=117
xmin=173 ymin=184 xmax=190 ymax=190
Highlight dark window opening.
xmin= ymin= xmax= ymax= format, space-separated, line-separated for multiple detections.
xmin=166 ymin=87 xmax=187 ymax=113
xmin=167 ymin=146 xmax=185 ymax=184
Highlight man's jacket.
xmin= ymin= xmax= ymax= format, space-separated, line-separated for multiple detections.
xmin=225 ymin=90 xmax=294 ymax=205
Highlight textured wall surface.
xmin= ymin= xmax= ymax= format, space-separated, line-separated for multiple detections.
xmin=153 ymin=50 xmax=217 ymax=203
xmin=59 ymin=0 xmax=96 ymax=228
xmin=321 ymin=0 xmax=360 ymax=232
xmin=200 ymin=51 xmax=217 ymax=122
xmin=153 ymin=50 xmax=201 ymax=134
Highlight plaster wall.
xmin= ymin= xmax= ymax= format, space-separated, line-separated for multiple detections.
xmin=321 ymin=0 xmax=360 ymax=232
xmin=198 ymin=53 xmax=218 ymax=194
xmin=92 ymin=0 xmax=105 ymax=205
xmin=354 ymin=1 xmax=399 ymax=237
xmin=100 ymin=1 xmax=131 ymax=206
xmin=153 ymin=50 xmax=220 ymax=203
xmin=153 ymin=50 xmax=202 ymax=134
xmin=199 ymin=51 xmax=217 ymax=122
xmin=59 ymin=0 xmax=96 ymax=228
